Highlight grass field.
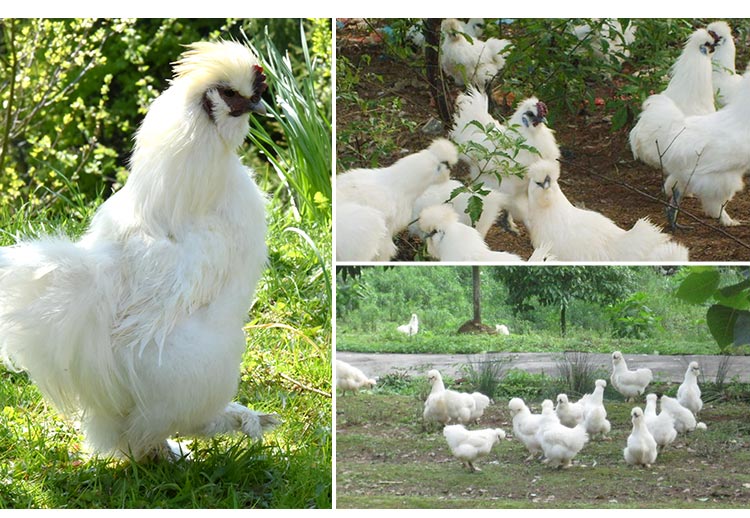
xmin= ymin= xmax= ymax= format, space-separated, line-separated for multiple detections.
xmin=336 ymin=393 xmax=750 ymax=509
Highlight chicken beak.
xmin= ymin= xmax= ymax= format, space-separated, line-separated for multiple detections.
xmin=542 ymin=175 xmax=551 ymax=189
xmin=249 ymin=99 xmax=268 ymax=116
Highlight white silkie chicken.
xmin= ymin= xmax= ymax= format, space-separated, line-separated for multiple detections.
xmin=555 ymin=393 xmax=584 ymax=428
xmin=495 ymin=324 xmax=510 ymax=335
xmin=423 ymin=369 xmax=476 ymax=425
xmin=644 ymin=393 xmax=677 ymax=451
xmin=536 ymin=399 xmax=589 ymax=469
xmin=450 ymin=86 xmax=560 ymax=232
xmin=397 ymin=313 xmax=419 ymax=336
xmin=623 ymin=407 xmax=658 ymax=468
xmin=0 ymin=41 xmax=279 ymax=461
xmin=417 ymin=204 xmax=525 ymax=262
xmin=470 ymin=391 xmax=492 ymax=422
xmin=610 ymin=351 xmax=653 ymax=402
xmin=572 ymin=19 xmax=637 ymax=63
xmin=708 ymin=21 xmax=744 ymax=107
xmin=677 ymin=361 xmax=703 ymax=416
xmin=525 ymin=160 xmax=689 ymax=261
xmin=582 ymin=380 xmax=611 ymax=439
xmin=336 ymin=139 xmax=458 ymax=261
xmin=508 ymin=397 xmax=544 ymax=461
xmin=443 ymin=424 xmax=506 ymax=472
xmin=440 ymin=19 xmax=511 ymax=88
xmin=629 ymin=28 xmax=718 ymax=170
xmin=463 ymin=18 xmax=486 ymax=39
xmin=659 ymin=395 xmax=700 ymax=434
xmin=336 ymin=360 xmax=376 ymax=396
xmin=410 ymin=180 xmax=510 ymax=239
xmin=635 ymin=71 xmax=750 ymax=228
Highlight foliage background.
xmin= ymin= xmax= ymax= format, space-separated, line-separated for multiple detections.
xmin=0 ymin=18 xmax=332 ymax=509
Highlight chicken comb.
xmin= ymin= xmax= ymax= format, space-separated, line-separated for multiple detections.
xmin=253 ymin=64 xmax=268 ymax=96
xmin=536 ymin=101 xmax=548 ymax=119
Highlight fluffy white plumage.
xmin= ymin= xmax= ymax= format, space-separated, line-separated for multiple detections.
xmin=397 ymin=313 xmax=419 ymax=336
xmin=677 ymin=361 xmax=703 ymax=416
xmin=582 ymin=379 xmax=611 ymax=439
xmin=555 ymin=393 xmax=584 ymax=428
xmin=659 ymin=395 xmax=698 ymax=434
xmin=410 ymin=180 xmax=509 ymax=239
xmin=634 ymin=72 xmax=750 ymax=227
xmin=450 ymin=87 xmax=560 ymax=231
xmin=0 ymin=41 xmax=279 ymax=461
xmin=418 ymin=204 xmax=525 ymax=262
xmin=508 ymin=397 xmax=544 ymax=460
xmin=423 ymin=369 xmax=476 ymax=425
xmin=644 ymin=393 xmax=677 ymax=451
xmin=629 ymin=28 xmax=718 ymax=170
xmin=623 ymin=407 xmax=658 ymax=467
xmin=495 ymin=324 xmax=510 ymax=335
xmin=443 ymin=424 xmax=506 ymax=472
xmin=708 ymin=21 xmax=744 ymax=107
xmin=525 ymin=160 xmax=689 ymax=261
xmin=572 ymin=19 xmax=637 ymax=63
xmin=336 ymin=139 xmax=458 ymax=261
xmin=469 ymin=392 xmax=492 ymax=422
xmin=610 ymin=351 xmax=653 ymax=402
xmin=536 ymin=399 xmax=589 ymax=469
xmin=440 ymin=19 xmax=511 ymax=88
xmin=336 ymin=360 xmax=376 ymax=396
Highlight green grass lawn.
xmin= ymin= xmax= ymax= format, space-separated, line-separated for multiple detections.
xmin=336 ymin=393 xmax=750 ymax=509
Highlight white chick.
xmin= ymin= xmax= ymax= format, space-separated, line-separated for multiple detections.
xmin=335 ymin=360 xmax=376 ymax=396
xmin=397 ymin=313 xmax=419 ymax=336
xmin=525 ymin=160 xmax=689 ymax=261
xmin=508 ymin=397 xmax=545 ymax=461
xmin=443 ymin=424 xmax=506 ymax=472
xmin=470 ymin=391 xmax=492 ymax=422
xmin=423 ymin=369 xmax=476 ymax=425
xmin=623 ymin=407 xmax=658 ymax=467
xmin=536 ymin=399 xmax=589 ymax=469
xmin=677 ymin=361 xmax=703 ymax=416
xmin=708 ymin=21 xmax=744 ymax=107
xmin=336 ymin=138 xmax=458 ymax=261
xmin=644 ymin=393 xmax=677 ymax=451
xmin=555 ymin=393 xmax=584 ymax=428
xmin=610 ymin=351 xmax=653 ymax=402
xmin=659 ymin=395 xmax=698 ymax=434
xmin=417 ymin=204 xmax=525 ymax=262
xmin=451 ymin=87 xmax=560 ymax=232
xmin=582 ymin=380 xmax=611 ymax=439
xmin=410 ymin=180 xmax=510 ymax=239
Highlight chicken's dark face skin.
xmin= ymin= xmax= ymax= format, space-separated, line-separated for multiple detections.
xmin=522 ymin=102 xmax=549 ymax=127
xmin=201 ymin=65 xmax=268 ymax=123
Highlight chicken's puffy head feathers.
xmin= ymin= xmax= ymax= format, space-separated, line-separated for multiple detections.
xmin=686 ymin=28 xmax=718 ymax=56
xmin=612 ymin=351 xmax=623 ymax=364
xmin=527 ymin=159 xmax=560 ymax=190
xmin=631 ymin=406 xmax=644 ymax=422
xmin=689 ymin=361 xmax=700 ymax=376
xmin=508 ymin=397 xmax=527 ymax=416
xmin=172 ymin=41 xmax=268 ymax=146
xmin=515 ymin=97 xmax=549 ymax=128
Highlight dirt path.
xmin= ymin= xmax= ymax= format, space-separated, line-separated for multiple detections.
xmin=337 ymin=350 xmax=750 ymax=383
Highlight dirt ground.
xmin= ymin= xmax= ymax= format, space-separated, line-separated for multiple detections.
xmin=336 ymin=19 xmax=750 ymax=262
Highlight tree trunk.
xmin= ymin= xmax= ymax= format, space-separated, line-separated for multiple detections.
xmin=560 ymin=304 xmax=567 ymax=337
xmin=424 ymin=18 xmax=451 ymax=127
xmin=473 ymin=266 xmax=481 ymax=323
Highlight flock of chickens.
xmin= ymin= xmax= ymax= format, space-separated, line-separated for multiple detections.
xmin=336 ymin=352 xmax=707 ymax=472
xmin=336 ymin=19 xmax=750 ymax=262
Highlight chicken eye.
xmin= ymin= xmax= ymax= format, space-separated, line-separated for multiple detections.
xmin=222 ymin=88 xmax=236 ymax=98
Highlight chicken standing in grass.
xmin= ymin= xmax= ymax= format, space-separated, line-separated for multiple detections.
xmin=0 ymin=41 xmax=279 ymax=461
xmin=555 ymin=394 xmax=584 ymax=428
xmin=582 ymin=380 xmax=611 ymax=439
xmin=536 ymin=399 xmax=588 ymax=469
xmin=623 ymin=407 xmax=658 ymax=468
xmin=644 ymin=394 xmax=677 ymax=451
xmin=677 ymin=361 xmax=703 ymax=416
xmin=660 ymin=395 xmax=700 ymax=433
xmin=397 ymin=313 xmax=419 ymax=336
xmin=610 ymin=351 xmax=653 ymax=402
xmin=336 ymin=360 xmax=376 ymax=396
xmin=336 ymin=139 xmax=458 ymax=261
xmin=443 ymin=424 xmax=506 ymax=472
xmin=423 ymin=369 xmax=477 ymax=425
xmin=508 ymin=397 xmax=545 ymax=461
xmin=525 ymin=160 xmax=689 ymax=261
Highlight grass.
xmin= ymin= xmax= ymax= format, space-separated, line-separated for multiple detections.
xmin=335 ymin=329 xmax=719 ymax=356
xmin=336 ymin=392 xmax=750 ymax=509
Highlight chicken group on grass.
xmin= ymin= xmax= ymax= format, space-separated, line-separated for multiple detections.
xmin=335 ymin=18 xmax=750 ymax=262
